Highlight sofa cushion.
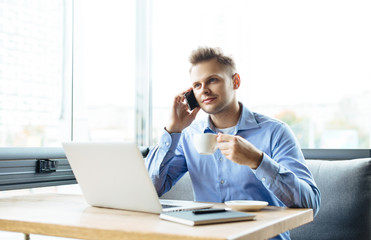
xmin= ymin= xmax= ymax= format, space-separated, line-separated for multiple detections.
xmin=160 ymin=172 xmax=194 ymax=201
xmin=291 ymin=158 xmax=371 ymax=240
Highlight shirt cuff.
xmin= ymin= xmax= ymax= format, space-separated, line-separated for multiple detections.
xmin=159 ymin=127 xmax=181 ymax=152
xmin=253 ymin=153 xmax=280 ymax=186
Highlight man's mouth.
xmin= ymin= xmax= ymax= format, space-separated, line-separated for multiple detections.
xmin=202 ymin=97 xmax=217 ymax=104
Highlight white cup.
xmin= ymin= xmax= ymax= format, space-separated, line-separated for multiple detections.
xmin=194 ymin=133 xmax=218 ymax=155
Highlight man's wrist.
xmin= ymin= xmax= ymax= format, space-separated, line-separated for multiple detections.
xmin=251 ymin=151 xmax=264 ymax=170
xmin=165 ymin=126 xmax=182 ymax=134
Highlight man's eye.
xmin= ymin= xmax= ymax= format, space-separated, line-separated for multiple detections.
xmin=209 ymin=78 xmax=217 ymax=82
xmin=194 ymin=83 xmax=201 ymax=88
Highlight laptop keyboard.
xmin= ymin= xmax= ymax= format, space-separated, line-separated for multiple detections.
xmin=161 ymin=204 xmax=180 ymax=209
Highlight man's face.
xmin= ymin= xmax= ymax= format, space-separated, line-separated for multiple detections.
xmin=190 ymin=58 xmax=235 ymax=115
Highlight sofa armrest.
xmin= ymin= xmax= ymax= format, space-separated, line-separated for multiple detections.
xmin=291 ymin=158 xmax=371 ymax=240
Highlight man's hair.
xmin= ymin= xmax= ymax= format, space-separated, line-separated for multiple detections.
xmin=189 ymin=47 xmax=236 ymax=75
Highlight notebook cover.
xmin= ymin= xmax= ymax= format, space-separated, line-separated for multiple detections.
xmin=160 ymin=210 xmax=255 ymax=226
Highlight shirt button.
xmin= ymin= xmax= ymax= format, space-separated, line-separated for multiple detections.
xmin=220 ymin=180 xmax=224 ymax=184
xmin=262 ymin=177 xmax=266 ymax=182
xmin=219 ymin=157 xmax=223 ymax=161
xmin=165 ymin=142 xmax=169 ymax=146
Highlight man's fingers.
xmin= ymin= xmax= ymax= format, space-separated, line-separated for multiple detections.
xmin=216 ymin=139 xmax=230 ymax=151
xmin=217 ymin=133 xmax=233 ymax=143
xmin=182 ymin=87 xmax=193 ymax=94
xmin=175 ymin=87 xmax=192 ymax=103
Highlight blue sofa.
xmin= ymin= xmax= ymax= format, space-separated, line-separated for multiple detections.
xmin=160 ymin=157 xmax=371 ymax=240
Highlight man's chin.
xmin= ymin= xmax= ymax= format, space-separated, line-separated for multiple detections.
xmin=201 ymin=105 xmax=220 ymax=115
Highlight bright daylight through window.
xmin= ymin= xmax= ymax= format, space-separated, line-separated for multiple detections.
xmin=72 ymin=0 xmax=136 ymax=143
xmin=0 ymin=0 xmax=370 ymax=149
xmin=0 ymin=0 xmax=72 ymax=147
xmin=151 ymin=0 xmax=371 ymax=149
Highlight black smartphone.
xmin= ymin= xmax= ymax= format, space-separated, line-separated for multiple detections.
xmin=184 ymin=89 xmax=199 ymax=111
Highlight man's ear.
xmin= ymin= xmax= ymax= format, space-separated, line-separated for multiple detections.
xmin=232 ymin=73 xmax=241 ymax=89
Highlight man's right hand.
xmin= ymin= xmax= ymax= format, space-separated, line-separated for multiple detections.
xmin=165 ymin=88 xmax=201 ymax=133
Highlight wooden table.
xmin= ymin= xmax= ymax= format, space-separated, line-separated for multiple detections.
xmin=0 ymin=194 xmax=313 ymax=240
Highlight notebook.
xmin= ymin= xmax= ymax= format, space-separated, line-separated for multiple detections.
xmin=62 ymin=142 xmax=213 ymax=214
xmin=160 ymin=208 xmax=256 ymax=226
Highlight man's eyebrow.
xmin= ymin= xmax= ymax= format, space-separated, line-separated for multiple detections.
xmin=206 ymin=74 xmax=222 ymax=79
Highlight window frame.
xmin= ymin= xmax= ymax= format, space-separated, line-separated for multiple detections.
xmin=0 ymin=148 xmax=76 ymax=191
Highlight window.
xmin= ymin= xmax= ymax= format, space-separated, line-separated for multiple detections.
xmin=0 ymin=0 xmax=137 ymax=146
xmin=0 ymin=0 xmax=72 ymax=147
xmin=151 ymin=0 xmax=371 ymax=149
xmin=4 ymin=1 xmax=369 ymax=151
xmin=73 ymin=0 xmax=136 ymax=142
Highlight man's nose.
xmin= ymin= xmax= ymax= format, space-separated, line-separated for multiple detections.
xmin=201 ymin=84 xmax=210 ymax=94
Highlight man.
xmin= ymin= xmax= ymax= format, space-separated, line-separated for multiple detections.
xmin=145 ymin=47 xmax=320 ymax=240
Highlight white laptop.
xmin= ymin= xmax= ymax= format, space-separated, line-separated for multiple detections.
xmin=62 ymin=142 xmax=213 ymax=214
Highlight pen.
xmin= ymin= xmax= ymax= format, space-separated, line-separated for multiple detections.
xmin=192 ymin=208 xmax=227 ymax=214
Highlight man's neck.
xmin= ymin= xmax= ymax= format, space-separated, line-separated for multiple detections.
xmin=209 ymin=102 xmax=242 ymax=129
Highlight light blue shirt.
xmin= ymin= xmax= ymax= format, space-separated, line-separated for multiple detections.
xmin=146 ymin=103 xmax=320 ymax=240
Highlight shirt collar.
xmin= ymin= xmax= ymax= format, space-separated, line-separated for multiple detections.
xmin=203 ymin=102 xmax=260 ymax=133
